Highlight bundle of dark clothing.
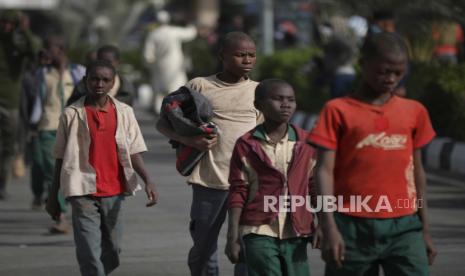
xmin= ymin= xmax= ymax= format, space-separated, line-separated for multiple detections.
xmin=158 ymin=86 xmax=217 ymax=176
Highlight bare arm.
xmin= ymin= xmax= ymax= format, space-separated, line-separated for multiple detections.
xmin=131 ymin=153 xmax=158 ymax=207
xmin=46 ymin=159 xmax=63 ymax=220
xmin=225 ymin=207 xmax=243 ymax=263
xmin=413 ymin=149 xmax=437 ymax=265
xmin=316 ymin=149 xmax=345 ymax=268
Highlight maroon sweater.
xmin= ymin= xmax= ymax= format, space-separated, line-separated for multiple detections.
xmin=228 ymin=124 xmax=317 ymax=236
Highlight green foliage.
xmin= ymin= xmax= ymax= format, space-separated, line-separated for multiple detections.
xmin=184 ymin=38 xmax=218 ymax=78
xmin=407 ymin=62 xmax=465 ymax=141
xmin=254 ymin=47 xmax=328 ymax=113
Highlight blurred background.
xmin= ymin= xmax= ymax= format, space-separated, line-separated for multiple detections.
xmin=1 ymin=0 xmax=465 ymax=141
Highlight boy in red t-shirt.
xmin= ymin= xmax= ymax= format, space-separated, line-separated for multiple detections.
xmin=308 ymin=32 xmax=437 ymax=275
xmin=46 ymin=60 xmax=158 ymax=276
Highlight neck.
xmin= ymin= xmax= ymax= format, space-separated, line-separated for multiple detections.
xmin=217 ymin=71 xmax=247 ymax=84
xmin=87 ymin=94 xmax=109 ymax=108
xmin=354 ymin=83 xmax=393 ymax=106
xmin=263 ymin=121 xmax=288 ymax=143
xmin=54 ymin=57 xmax=68 ymax=74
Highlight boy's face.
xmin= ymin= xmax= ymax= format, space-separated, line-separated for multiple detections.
xmin=45 ymin=41 xmax=65 ymax=64
xmin=221 ymin=39 xmax=256 ymax=78
xmin=86 ymin=66 xmax=115 ymax=96
xmin=362 ymin=53 xmax=407 ymax=95
xmin=256 ymin=84 xmax=296 ymax=124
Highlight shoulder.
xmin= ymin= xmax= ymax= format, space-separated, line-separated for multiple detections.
xmin=233 ymin=130 xmax=255 ymax=153
xmin=61 ymin=106 xmax=80 ymax=120
xmin=290 ymin=124 xmax=308 ymax=140
xmin=114 ymin=98 xmax=133 ymax=112
xmin=393 ymin=96 xmax=428 ymax=114
xmin=325 ymin=97 xmax=352 ymax=109
xmin=185 ymin=75 xmax=216 ymax=92
xmin=316 ymin=97 xmax=353 ymax=118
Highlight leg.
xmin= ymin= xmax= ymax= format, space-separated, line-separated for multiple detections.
xmin=31 ymin=135 xmax=45 ymax=206
xmin=70 ymin=196 xmax=106 ymax=276
xmin=380 ymin=214 xmax=429 ymax=276
xmin=188 ymin=185 xmax=229 ymax=276
xmin=0 ymin=108 xmax=18 ymax=199
xmin=280 ymin=238 xmax=310 ymax=276
xmin=40 ymin=131 xmax=67 ymax=212
xmin=243 ymin=234 xmax=282 ymax=276
xmin=325 ymin=213 xmax=380 ymax=276
xmin=100 ymin=195 xmax=124 ymax=274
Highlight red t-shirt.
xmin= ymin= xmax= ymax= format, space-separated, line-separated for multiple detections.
xmin=308 ymin=96 xmax=435 ymax=218
xmin=85 ymin=100 xmax=125 ymax=197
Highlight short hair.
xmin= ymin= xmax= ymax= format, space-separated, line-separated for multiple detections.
xmin=86 ymin=59 xmax=116 ymax=78
xmin=255 ymin=79 xmax=291 ymax=102
xmin=361 ymin=32 xmax=407 ymax=61
xmin=219 ymin=31 xmax=255 ymax=52
xmin=97 ymin=45 xmax=120 ymax=61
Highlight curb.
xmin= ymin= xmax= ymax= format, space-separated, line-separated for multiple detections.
xmin=291 ymin=111 xmax=465 ymax=177
xmin=424 ymin=138 xmax=465 ymax=175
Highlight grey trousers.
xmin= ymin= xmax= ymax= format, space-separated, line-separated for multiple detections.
xmin=0 ymin=107 xmax=18 ymax=198
xmin=70 ymin=195 xmax=124 ymax=276
xmin=188 ymin=184 xmax=247 ymax=276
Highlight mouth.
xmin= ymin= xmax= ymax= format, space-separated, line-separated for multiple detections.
xmin=381 ymin=83 xmax=396 ymax=91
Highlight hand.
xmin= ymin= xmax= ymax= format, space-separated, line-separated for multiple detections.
xmin=321 ymin=227 xmax=345 ymax=268
xmin=183 ymin=134 xmax=218 ymax=151
xmin=45 ymin=192 xmax=61 ymax=221
xmin=225 ymin=238 xmax=242 ymax=264
xmin=312 ymin=224 xmax=323 ymax=249
xmin=423 ymin=232 xmax=437 ymax=265
xmin=145 ymin=180 xmax=158 ymax=207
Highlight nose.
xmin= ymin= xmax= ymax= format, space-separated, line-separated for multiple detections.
xmin=281 ymin=99 xmax=291 ymax=108
xmin=386 ymin=73 xmax=397 ymax=83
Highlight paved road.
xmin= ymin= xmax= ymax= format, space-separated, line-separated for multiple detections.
xmin=0 ymin=110 xmax=464 ymax=275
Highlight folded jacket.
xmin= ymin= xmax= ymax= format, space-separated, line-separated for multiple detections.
xmin=159 ymin=86 xmax=217 ymax=176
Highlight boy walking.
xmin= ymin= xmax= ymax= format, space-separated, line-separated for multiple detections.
xmin=308 ymin=32 xmax=437 ymax=275
xmin=226 ymin=79 xmax=317 ymax=276
xmin=156 ymin=31 xmax=259 ymax=276
xmin=46 ymin=60 xmax=158 ymax=276
xmin=32 ymin=35 xmax=85 ymax=232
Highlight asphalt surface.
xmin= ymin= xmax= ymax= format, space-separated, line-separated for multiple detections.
xmin=0 ymin=109 xmax=464 ymax=276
